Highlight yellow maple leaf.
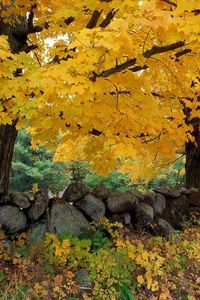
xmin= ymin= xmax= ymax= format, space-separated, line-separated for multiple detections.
xmin=137 ymin=275 xmax=145 ymax=285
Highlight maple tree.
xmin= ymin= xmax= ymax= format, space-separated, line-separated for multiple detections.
xmin=0 ymin=0 xmax=200 ymax=195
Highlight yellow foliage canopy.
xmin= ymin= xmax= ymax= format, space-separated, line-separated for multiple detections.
xmin=0 ymin=0 xmax=200 ymax=178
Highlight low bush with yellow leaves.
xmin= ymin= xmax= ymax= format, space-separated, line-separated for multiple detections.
xmin=0 ymin=218 xmax=199 ymax=299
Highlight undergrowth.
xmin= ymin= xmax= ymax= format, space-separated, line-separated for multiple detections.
xmin=0 ymin=218 xmax=199 ymax=300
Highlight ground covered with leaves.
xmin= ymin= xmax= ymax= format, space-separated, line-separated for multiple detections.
xmin=0 ymin=218 xmax=199 ymax=300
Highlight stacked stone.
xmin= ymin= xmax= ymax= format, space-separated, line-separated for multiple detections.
xmin=0 ymin=184 xmax=199 ymax=244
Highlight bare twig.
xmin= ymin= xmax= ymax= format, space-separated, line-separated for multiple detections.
xmin=142 ymin=29 xmax=151 ymax=54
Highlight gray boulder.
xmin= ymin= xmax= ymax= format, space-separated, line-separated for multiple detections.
xmin=106 ymin=191 xmax=138 ymax=213
xmin=62 ymin=182 xmax=90 ymax=203
xmin=10 ymin=192 xmax=31 ymax=209
xmin=76 ymin=270 xmax=92 ymax=291
xmin=169 ymin=195 xmax=188 ymax=223
xmin=163 ymin=195 xmax=188 ymax=227
xmin=180 ymin=188 xmax=190 ymax=195
xmin=154 ymin=186 xmax=181 ymax=198
xmin=93 ymin=185 xmax=110 ymax=199
xmin=50 ymin=201 xmax=90 ymax=236
xmin=121 ymin=212 xmax=132 ymax=225
xmin=0 ymin=195 xmax=10 ymax=205
xmin=27 ymin=218 xmax=48 ymax=245
xmin=130 ymin=190 xmax=144 ymax=202
xmin=154 ymin=218 xmax=176 ymax=236
xmin=111 ymin=212 xmax=132 ymax=225
xmin=76 ymin=194 xmax=105 ymax=221
xmin=0 ymin=205 xmax=27 ymax=233
xmin=144 ymin=192 xmax=166 ymax=216
xmin=190 ymin=187 xmax=199 ymax=192
xmin=136 ymin=202 xmax=154 ymax=226
xmin=27 ymin=191 xmax=49 ymax=222
xmin=22 ymin=192 xmax=35 ymax=202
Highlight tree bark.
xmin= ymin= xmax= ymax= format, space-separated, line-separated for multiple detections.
xmin=185 ymin=124 xmax=200 ymax=188
xmin=0 ymin=5 xmax=31 ymax=195
xmin=0 ymin=122 xmax=18 ymax=195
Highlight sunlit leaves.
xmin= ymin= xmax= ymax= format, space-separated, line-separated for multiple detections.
xmin=0 ymin=0 xmax=200 ymax=179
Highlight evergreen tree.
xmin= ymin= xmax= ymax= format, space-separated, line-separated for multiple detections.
xmin=9 ymin=130 xmax=70 ymax=193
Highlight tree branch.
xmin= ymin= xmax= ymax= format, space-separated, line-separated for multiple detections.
xmin=129 ymin=65 xmax=148 ymax=73
xmin=162 ymin=0 xmax=177 ymax=7
xmin=86 ymin=10 xmax=103 ymax=29
xmin=175 ymin=48 xmax=192 ymax=58
xmin=143 ymin=41 xmax=185 ymax=58
xmin=162 ymin=1 xmax=200 ymax=14
xmin=64 ymin=16 xmax=75 ymax=25
xmin=89 ymin=128 xmax=103 ymax=136
xmin=99 ymin=9 xmax=118 ymax=28
xmin=90 ymin=58 xmax=137 ymax=81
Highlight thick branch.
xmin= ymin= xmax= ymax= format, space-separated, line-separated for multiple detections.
xmin=175 ymin=48 xmax=192 ymax=58
xmin=151 ymin=92 xmax=164 ymax=98
xmin=162 ymin=1 xmax=200 ymax=14
xmin=89 ymin=128 xmax=103 ymax=136
xmin=144 ymin=41 xmax=185 ymax=58
xmin=64 ymin=17 xmax=75 ymax=25
xmin=86 ymin=10 xmax=102 ymax=29
xmin=99 ymin=9 xmax=118 ymax=28
xmin=90 ymin=58 xmax=137 ymax=81
xmin=129 ymin=65 xmax=148 ymax=73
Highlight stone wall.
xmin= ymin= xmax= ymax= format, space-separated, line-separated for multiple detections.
xmin=0 ymin=184 xmax=199 ymax=243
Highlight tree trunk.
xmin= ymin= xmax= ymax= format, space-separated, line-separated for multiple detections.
xmin=0 ymin=122 xmax=18 ymax=195
xmin=0 ymin=4 xmax=31 ymax=196
xmin=185 ymin=124 xmax=200 ymax=188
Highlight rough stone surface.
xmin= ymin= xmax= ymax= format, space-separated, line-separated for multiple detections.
xmin=130 ymin=190 xmax=144 ymax=202
xmin=180 ymin=188 xmax=190 ymax=195
xmin=190 ymin=187 xmax=199 ymax=192
xmin=27 ymin=192 xmax=49 ymax=222
xmin=0 ymin=185 xmax=193 ymax=236
xmin=111 ymin=212 xmax=132 ymax=225
xmin=111 ymin=214 xmax=123 ymax=223
xmin=27 ymin=218 xmax=48 ymax=244
xmin=76 ymin=194 xmax=105 ymax=221
xmin=0 ymin=205 xmax=27 ymax=233
xmin=50 ymin=200 xmax=90 ymax=236
xmin=144 ymin=192 xmax=166 ymax=216
xmin=76 ymin=270 xmax=92 ymax=291
xmin=169 ymin=195 xmax=188 ymax=219
xmin=93 ymin=185 xmax=110 ymax=199
xmin=0 ymin=195 xmax=10 ymax=205
xmin=154 ymin=186 xmax=181 ymax=198
xmin=144 ymin=191 xmax=155 ymax=204
xmin=154 ymin=218 xmax=176 ymax=236
xmin=120 ymin=212 xmax=132 ymax=225
xmin=10 ymin=192 xmax=31 ymax=209
xmin=106 ymin=191 xmax=138 ymax=213
xmin=136 ymin=202 xmax=154 ymax=226
xmin=23 ymin=192 xmax=35 ymax=202
xmin=62 ymin=182 xmax=90 ymax=203
xmin=188 ymin=191 xmax=200 ymax=207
